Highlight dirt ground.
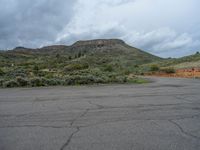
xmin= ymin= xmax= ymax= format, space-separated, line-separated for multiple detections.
xmin=147 ymin=68 xmax=200 ymax=78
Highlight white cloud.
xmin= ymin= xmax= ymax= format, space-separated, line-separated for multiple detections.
xmin=56 ymin=0 xmax=200 ymax=57
xmin=1 ymin=0 xmax=200 ymax=57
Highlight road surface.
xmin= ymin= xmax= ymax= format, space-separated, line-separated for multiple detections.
xmin=0 ymin=77 xmax=200 ymax=150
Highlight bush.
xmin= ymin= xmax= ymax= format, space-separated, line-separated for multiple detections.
xmin=103 ymin=65 xmax=114 ymax=72
xmin=30 ymin=77 xmax=46 ymax=87
xmin=0 ymin=79 xmax=4 ymax=87
xmin=45 ymin=73 xmax=54 ymax=79
xmin=3 ymin=80 xmax=19 ymax=88
xmin=16 ymin=77 xmax=29 ymax=87
xmin=161 ymin=67 xmax=175 ymax=74
xmin=0 ymin=68 xmax=5 ymax=76
xmin=7 ymin=68 xmax=28 ymax=78
xmin=33 ymin=65 xmax=39 ymax=72
xmin=150 ymin=64 xmax=160 ymax=72
xmin=122 ymin=69 xmax=131 ymax=75
xmin=115 ymin=76 xmax=128 ymax=83
xmin=45 ymin=78 xmax=64 ymax=86
xmin=65 ymin=75 xmax=106 ymax=85
xmin=64 ymin=63 xmax=89 ymax=72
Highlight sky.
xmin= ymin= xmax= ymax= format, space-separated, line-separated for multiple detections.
xmin=0 ymin=0 xmax=200 ymax=58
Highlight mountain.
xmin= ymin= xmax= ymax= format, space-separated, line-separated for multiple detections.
xmin=0 ymin=39 xmax=162 ymax=87
xmin=0 ymin=39 xmax=199 ymax=87
xmin=0 ymin=39 xmax=161 ymax=64
xmin=159 ymin=52 xmax=200 ymax=69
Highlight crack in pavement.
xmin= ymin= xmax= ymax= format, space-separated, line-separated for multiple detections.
xmin=0 ymin=125 xmax=71 ymax=129
xmin=1 ymin=102 xmax=199 ymax=119
xmin=174 ymin=114 xmax=200 ymax=121
xmin=60 ymin=109 xmax=90 ymax=150
xmin=60 ymin=127 xmax=80 ymax=150
xmin=70 ymin=109 xmax=89 ymax=127
xmin=1 ymin=113 xmax=200 ymax=129
xmin=175 ymin=95 xmax=200 ymax=104
xmin=2 ymin=93 xmax=199 ymax=103
xmin=74 ymin=114 xmax=200 ymax=129
xmin=168 ymin=120 xmax=200 ymax=140
xmin=88 ymin=100 xmax=105 ymax=109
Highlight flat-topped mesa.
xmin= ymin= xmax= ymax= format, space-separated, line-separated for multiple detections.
xmin=72 ymin=39 xmax=125 ymax=48
xmin=13 ymin=47 xmax=30 ymax=51
xmin=41 ymin=45 xmax=68 ymax=50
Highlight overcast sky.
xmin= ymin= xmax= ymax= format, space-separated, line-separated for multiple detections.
xmin=0 ymin=0 xmax=199 ymax=57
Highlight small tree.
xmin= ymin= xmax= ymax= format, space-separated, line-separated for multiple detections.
xmin=196 ymin=51 xmax=200 ymax=55
xmin=78 ymin=51 xmax=82 ymax=58
xmin=150 ymin=64 xmax=160 ymax=72
xmin=56 ymin=53 xmax=60 ymax=59
xmin=161 ymin=67 xmax=175 ymax=74
xmin=16 ymin=77 xmax=29 ymax=87
xmin=33 ymin=65 xmax=39 ymax=74
xmin=134 ymin=65 xmax=139 ymax=68
xmin=104 ymin=65 xmax=114 ymax=72
xmin=0 ymin=68 xmax=5 ymax=76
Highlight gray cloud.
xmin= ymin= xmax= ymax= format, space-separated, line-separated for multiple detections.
xmin=0 ymin=0 xmax=200 ymax=57
xmin=0 ymin=0 xmax=77 ymax=49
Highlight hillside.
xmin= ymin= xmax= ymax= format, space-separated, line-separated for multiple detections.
xmin=0 ymin=39 xmax=161 ymax=88
xmin=160 ymin=52 xmax=200 ymax=69
xmin=143 ymin=52 xmax=200 ymax=78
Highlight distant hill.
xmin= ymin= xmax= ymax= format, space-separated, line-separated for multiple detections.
xmin=0 ymin=39 xmax=161 ymax=64
xmin=157 ymin=52 xmax=200 ymax=69
xmin=0 ymin=39 xmax=200 ymax=87
xmin=0 ymin=39 xmax=161 ymax=87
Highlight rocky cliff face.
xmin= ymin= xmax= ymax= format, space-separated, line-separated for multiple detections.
xmin=72 ymin=39 xmax=125 ymax=47
xmin=69 ymin=39 xmax=126 ymax=52
xmin=2 ymin=38 xmax=160 ymax=64
xmin=10 ymin=39 xmax=126 ymax=54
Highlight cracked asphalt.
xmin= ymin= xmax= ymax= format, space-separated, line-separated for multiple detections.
xmin=0 ymin=77 xmax=200 ymax=150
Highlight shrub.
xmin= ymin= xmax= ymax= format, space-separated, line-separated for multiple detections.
xmin=16 ymin=77 xmax=29 ymax=87
xmin=64 ymin=63 xmax=89 ymax=72
xmin=115 ymin=76 xmax=128 ymax=83
xmin=0 ymin=68 xmax=5 ymax=76
xmin=78 ymin=51 xmax=82 ymax=58
xmin=30 ymin=77 xmax=46 ymax=87
xmin=0 ymin=79 xmax=4 ymax=87
xmin=3 ymin=80 xmax=19 ymax=88
xmin=65 ymin=75 xmax=106 ymax=85
xmin=134 ymin=65 xmax=139 ymax=68
xmin=7 ymin=68 xmax=28 ymax=78
xmin=45 ymin=78 xmax=64 ymax=86
xmin=64 ymin=76 xmax=74 ymax=85
xmin=124 ymin=70 xmax=131 ymax=75
xmin=33 ymin=65 xmax=39 ymax=75
xmin=150 ymin=64 xmax=160 ymax=72
xmin=161 ymin=67 xmax=175 ymax=74
xmin=45 ymin=73 xmax=54 ymax=79
xmin=103 ymin=65 xmax=114 ymax=72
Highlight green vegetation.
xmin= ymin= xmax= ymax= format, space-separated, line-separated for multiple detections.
xmin=150 ymin=64 xmax=160 ymax=72
xmin=160 ymin=67 xmax=175 ymax=74
xmin=0 ymin=68 xmax=5 ymax=76
xmin=1 ymin=39 xmax=198 ymax=88
xmin=151 ymin=52 xmax=200 ymax=69
xmin=140 ymin=51 xmax=200 ymax=74
xmin=0 ymin=40 xmax=159 ymax=88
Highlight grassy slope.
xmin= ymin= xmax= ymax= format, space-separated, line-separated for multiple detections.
xmin=157 ymin=53 xmax=200 ymax=69
xmin=0 ymin=40 xmax=160 ymax=87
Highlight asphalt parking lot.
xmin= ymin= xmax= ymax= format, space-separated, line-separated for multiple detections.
xmin=0 ymin=77 xmax=200 ymax=150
